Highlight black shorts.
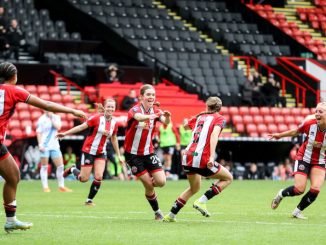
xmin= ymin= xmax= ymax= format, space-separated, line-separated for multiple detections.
xmin=183 ymin=163 xmax=221 ymax=177
xmin=161 ymin=146 xmax=175 ymax=155
xmin=80 ymin=152 xmax=106 ymax=167
xmin=0 ymin=144 xmax=9 ymax=160
xmin=125 ymin=152 xmax=163 ymax=177
xmin=294 ymin=160 xmax=325 ymax=176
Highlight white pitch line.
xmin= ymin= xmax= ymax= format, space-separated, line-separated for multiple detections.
xmin=17 ymin=213 xmax=326 ymax=227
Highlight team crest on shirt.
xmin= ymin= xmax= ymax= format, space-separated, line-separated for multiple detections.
xmin=298 ymin=164 xmax=305 ymax=171
xmin=131 ymin=166 xmax=138 ymax=174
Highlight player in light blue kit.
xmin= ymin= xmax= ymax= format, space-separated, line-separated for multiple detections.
xmin=36 ymin=111 xmax=72 ymax=192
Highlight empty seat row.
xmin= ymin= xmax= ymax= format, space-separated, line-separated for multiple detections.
xmin=115 ymin=28 xmax=202 ymax=42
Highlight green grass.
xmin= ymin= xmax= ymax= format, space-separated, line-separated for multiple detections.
xmin=0 ymin=179 xmax=325 ymax=244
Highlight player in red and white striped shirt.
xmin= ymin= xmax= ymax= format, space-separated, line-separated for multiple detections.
xmin=163 ymin=97 xmax=233 ymax=222
xmin=0 ymin=62 xmax=86 ymax=232
xmin=124 ymin=84 xmax=171 ymax=220
xmin=270 ymin=103 xmax=326 ymax=219
xmin=58 ymin=99 xmax=123 ymax=206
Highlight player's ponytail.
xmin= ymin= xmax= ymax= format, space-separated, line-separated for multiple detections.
xmin=195 ymin=96 xmax=222 ymax=118
xmin=0 ymin=62 xmax=17 ymax=84
xmin=95 ymin=103 xmax=105 ymax=113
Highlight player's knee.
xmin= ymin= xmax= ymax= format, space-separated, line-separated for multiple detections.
xmin=79 ymin=176 xmax=89 ymax=182
xmin=226 ymin=174 xmax=233 ymax=184
xmin=94 ymin=175 xmax=103 ymax=181
xmin=154 ymin=179 xmax=166 ymax=187
xmin=294 ymin=185 xmax=305 ymax=195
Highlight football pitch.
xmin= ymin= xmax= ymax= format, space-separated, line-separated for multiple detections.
xmin=0 ymin=179 xmax=325 ymax=244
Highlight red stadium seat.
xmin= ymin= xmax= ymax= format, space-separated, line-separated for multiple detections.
xmin=21 ymin=120 xmax=33 ymax=129
xmin=37 ymin=85 xmax=48 ymax=94
xmin=278 ymin=124 xmax=288 ymax=132
xmin=239 ymin=107 xmax=249 ymax=115
xmin=235 ymin=123 xmax=245 ymax=133
xmin=249 ymin=107 xmax=260 ymax=115
xmin=264 ymin=115 xmax=274 ymax=124
xmin=301 ymin=108 xmax=311 ymax=117
xmin=31 ymin=110 xmax=42 ymax=121
xmin=220 ymin=107 xmax=229 ymax=115
xmin=284 ymin=115 xmax=295 ymax=125
xmin=8 ymin=120 xmax=20 ymax=130
xmin=10 ymin=129 xmax=24 ymax=138
xmin=259 ymin=107 xmax=270 ymax=116
xmin=288 ymin=123 xmax=298 ymax=129
xmin=246 ymin=123 xmax=257 ymax=134
xmin=243 ymin=115 xmax=253 ymax=124
xmin=16 ymin=103 xmax=29 ymax=111
xmin=48 ymin=86 xmax=61 ymax=94
xmin=24 ymin=85 xmax=37 ymax=93
xmin=268 ymin=124 xmax=278 ymax=133
xmin=270 ymin=107 xmax=282 ymax=115
xmin=18 ymin=111 xmax=31 ymax=120
xmin=274 ymin=115 xmax=285 ymax=124
xmin=62 ymin=94 xmax=74 ymax=104
xmin=232 ymin=115 xmax=243 ymax=124
xmin=290 ymin=108 xmax=301 ymax=116
xmin=257 ymin=124 xmax=268 ymax=134
xmin=39 ymin=93 xmax=50 ymax=100
xmin=295 ymin=116 xmax=304 ymax=124
xmin=253 ymin=115 xmax=264 ymax=124
xmin=280 ymin=108 xmax=291 ymax=115
xmin=51 ymin=94 xmax=63 ymax=103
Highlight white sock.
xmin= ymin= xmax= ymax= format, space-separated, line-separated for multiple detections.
xmin=40 ymin=165 xmax=48 ymax=188
xmin=6 ymin=200 xmax=17 ymax=222
xmin=198 ymin=195 xmax=208 ymax=203
xmin=155 ymin=209 xmax=162 ymax=214
xmin=56 ymin=165 xmax=64 ymax=188
xmin=6 ymin=216 xmax=16 ymax=222
xmin=7 ymin=200 xmax=16 ymax=206
xmin=278 ymin=189 xmax=283 ymax=198
xmin=293 ymin=207 xmax=301 ymax=214
xmin=169 ymin=212 xmax=176 ymax=219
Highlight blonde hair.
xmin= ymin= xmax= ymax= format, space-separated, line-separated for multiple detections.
xmin=95 ymin=98 xmax=116 ymax=113
xmin=196 ymin=96 xmax=222 ymax=118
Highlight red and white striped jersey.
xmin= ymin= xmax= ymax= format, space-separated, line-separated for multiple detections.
xmin=182 ymin=113 xmax=225 ymax=169
xmin=82 ymin=114 xmax=118 ymax=155
xmin=0 ymin=84 xmax=30 ymax=144
xmin=296 ymin=119 xmax=326 ymax=164
xmin=124 ymin=104 xmax=161 ymax=155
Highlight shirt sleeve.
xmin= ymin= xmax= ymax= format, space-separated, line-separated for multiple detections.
xmin=214 ymin=115 xmax=226 ymax=129
xmin=128 ymin=105 xmax=141 ymax=118
xmin=187 ymin=117 xmax=197 ymax=130
xmin=87 ymin=114 xmax=99 ymax=127
xmin=13 ymin=86 xmax=30 ymax=103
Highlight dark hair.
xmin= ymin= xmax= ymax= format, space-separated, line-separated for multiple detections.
xmin=0 ymin=62 xmax=17 ymax=84
xmin=196 ymin=96 xmax=222 ymax=118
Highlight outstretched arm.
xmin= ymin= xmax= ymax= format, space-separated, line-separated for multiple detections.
xmin=57 ymin=123 xmax=88 ymax=139
xmin=268 ymin=128 xmax=299 ymax=140
xmin=27 ymin=95 xmax=87 ymax=119
xmin=134 ymin=112 xmax=159 ymax=122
